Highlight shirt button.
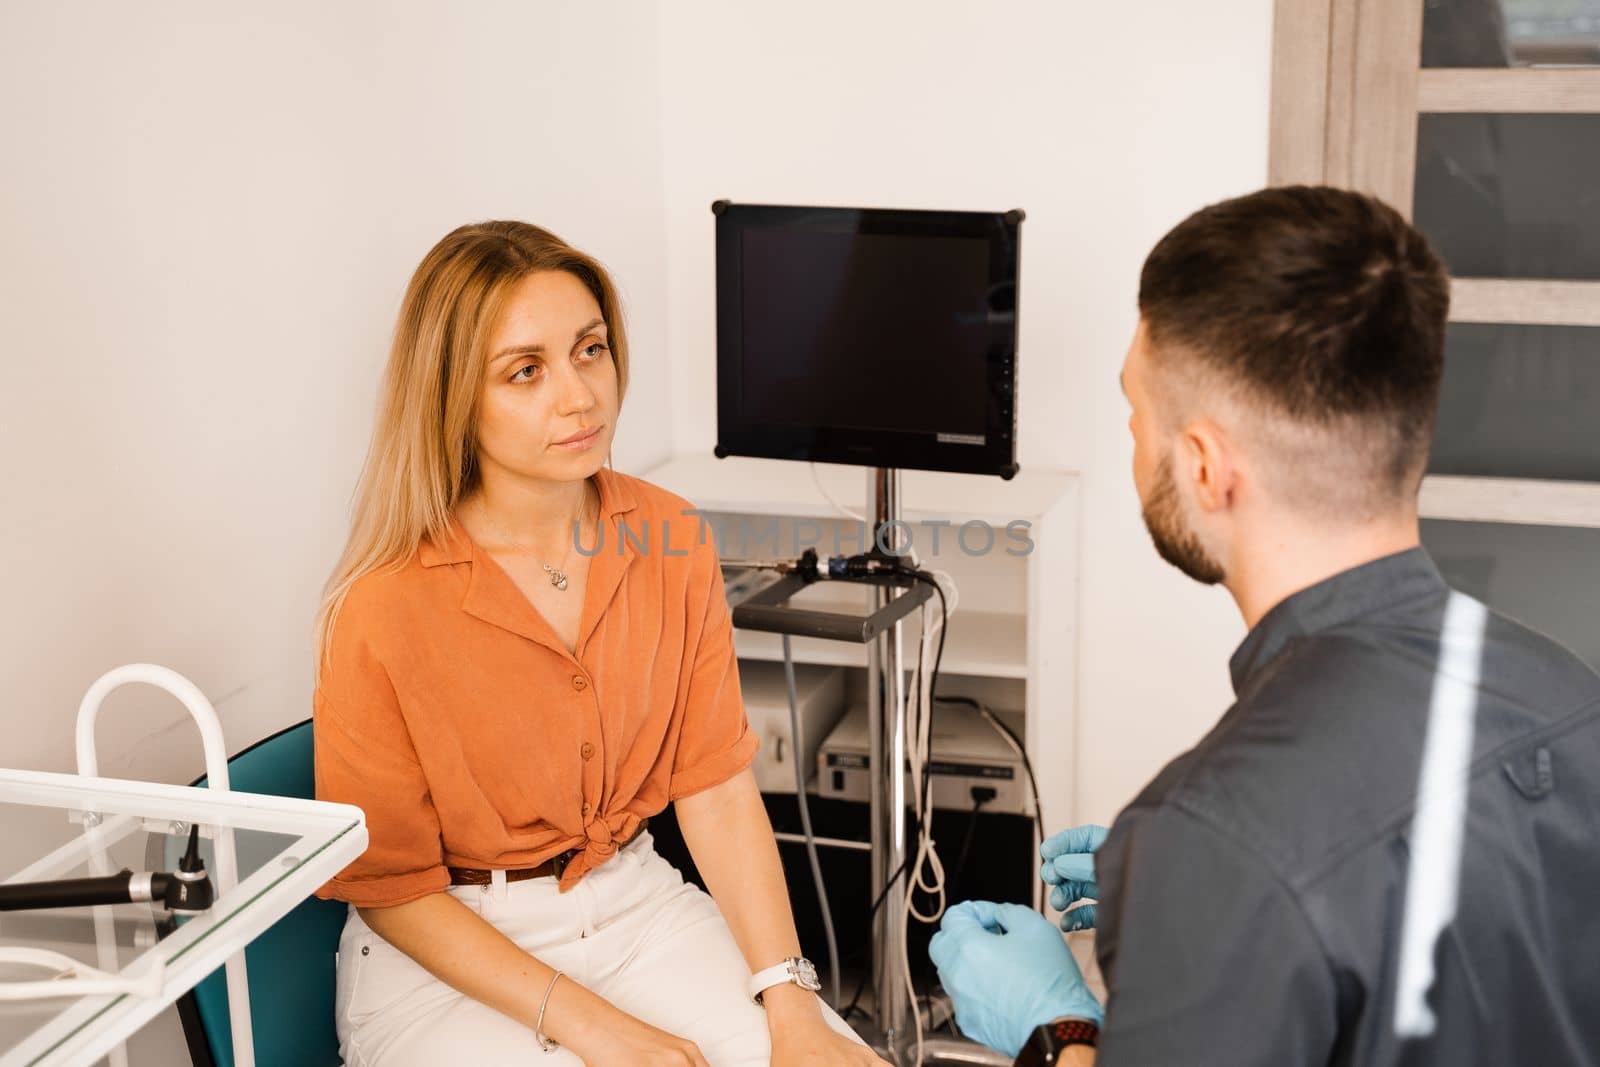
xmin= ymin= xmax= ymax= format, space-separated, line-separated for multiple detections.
xmin=581 ymin=742 xmax=596 ymax=760
xmin=572 ymin=675 xmax=587 ymax=690
xmin=581 ymin=801 xmax=593 ymax=818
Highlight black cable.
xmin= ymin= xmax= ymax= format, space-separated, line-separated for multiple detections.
xmin=841 ymin=856 xmax=910 ymax=1021
xmin=936 ymin=692 xmax=1048 ymax=914
xmin=833 ymin=563 xmax=1053 ymax=1023
xmin=896 ymin=790 xmax=990 ymax=1029
xmin=949 ymin=793 xmax=991 ymax=898
xmin=840 ymin=570 xmax=951 ymax=1021
xmin=831 ymin=557 xmax=952 ymax=1026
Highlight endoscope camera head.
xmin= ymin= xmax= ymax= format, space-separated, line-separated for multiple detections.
xmin=161 ymin=824 xmax=214 ymax=914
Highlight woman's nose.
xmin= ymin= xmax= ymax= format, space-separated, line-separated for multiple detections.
xmin=552 ymin=368 xmax=597 ymax=416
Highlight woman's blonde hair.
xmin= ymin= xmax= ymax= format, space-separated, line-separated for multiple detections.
xmin=313 ymin=221 xmax=630 ymax=669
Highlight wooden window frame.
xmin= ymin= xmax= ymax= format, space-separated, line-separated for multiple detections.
xmin=1269 ymin=0 xmax=1600 ymax=530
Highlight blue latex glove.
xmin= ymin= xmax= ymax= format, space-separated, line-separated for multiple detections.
xmin=928 ymin=900 xmax=1103 ymax=1058
xmin=1040 ymin=824 xmax=1108 ymax=932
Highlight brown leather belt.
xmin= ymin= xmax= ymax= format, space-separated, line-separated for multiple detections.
xmin=447 ymin=818 xmax=649 ymax=887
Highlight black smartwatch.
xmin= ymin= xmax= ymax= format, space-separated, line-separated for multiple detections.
xmin=1013 ymin=1017 xmax=1100 ymax=1066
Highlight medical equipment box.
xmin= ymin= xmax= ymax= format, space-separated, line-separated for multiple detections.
xmin=816 ymin=702 xmax=1031 ymax=816
xmin=738 ymin=660 xmax=847 ymax=794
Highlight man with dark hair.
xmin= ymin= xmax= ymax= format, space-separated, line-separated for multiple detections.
xmin=929 ymin=186 xmax=1600 ymax=1066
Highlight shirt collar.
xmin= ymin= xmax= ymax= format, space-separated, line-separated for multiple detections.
xmin=418 ymin=466 xmax=637 ymax=568
xmin=1227 ymin=546 xmax=1448 ymax=693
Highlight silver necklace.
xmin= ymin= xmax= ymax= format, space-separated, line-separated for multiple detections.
xmin=476 ymin=485 xmax=594 ymax=592
xmin=541 ymin=485 xmax=596 ymax=591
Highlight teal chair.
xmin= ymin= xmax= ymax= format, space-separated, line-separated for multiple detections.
xmin=156 ymin=719 xmax=348 ymax=1066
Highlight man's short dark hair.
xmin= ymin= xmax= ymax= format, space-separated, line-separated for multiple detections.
xmin=1138 ymin=185 xmax=1451 ymax=504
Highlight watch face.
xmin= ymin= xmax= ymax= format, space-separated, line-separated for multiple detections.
xmin=792 ymin=957 xmax=822 ymax=992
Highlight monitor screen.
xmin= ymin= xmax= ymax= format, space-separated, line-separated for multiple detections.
xmin=714 ymin=203 xmax=1020 ymax=478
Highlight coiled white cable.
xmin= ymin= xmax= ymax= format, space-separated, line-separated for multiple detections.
xmin=901 ymin=568 xmax=958 ymax=1066
xmin=906 ymin=568 xmax=957 ymax=923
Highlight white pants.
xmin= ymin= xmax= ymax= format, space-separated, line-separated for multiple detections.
xmin=334 ymin=831 xmax=866 ymax=1065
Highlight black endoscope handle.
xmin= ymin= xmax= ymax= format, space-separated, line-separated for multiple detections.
xmin=0 ymin=825 xmax=214 ymax=913
xmin=0 ymin=871 xmax=139 ymax=911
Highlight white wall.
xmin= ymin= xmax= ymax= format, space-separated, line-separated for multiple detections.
xmin=3 ymin=8 xmax=671 ymax=1058
xmin=0 ymin=1 xmax=672 ymax=786
xmin=658 ymin=0 xmax=1275 ymax=823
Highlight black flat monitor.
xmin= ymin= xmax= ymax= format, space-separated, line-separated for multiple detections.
xmin=713 ymin=201 xmax=1021 ymax=479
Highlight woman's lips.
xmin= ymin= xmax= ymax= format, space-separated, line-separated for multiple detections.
xmin=552 ymin=425 xmax=603 ymax=450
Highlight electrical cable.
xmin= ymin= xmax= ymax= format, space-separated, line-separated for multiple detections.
xmin=809 ymin=462 xmax=868 ymax=524
xmin=839 ymin=563 xmax=951 ymax=1041
xmin=840 ymin=855 xmax=910 ymax=1022
xmin=902 ymin=566 xmax=947 ymax=870
xmin=756 ymin=549 xmax=958 ymax=1058
xmin=950 ymin=790 xmax=993 ymax=897
xmin=782 ymin=632 xmax=842 ymax=1010
xmin=774 ymin=553 xmax=1053 ymax=1053
xmin=896 ymin=597 xmax=935 ymax=1064
xmin=905 ymin=589 xmax=947 ymax=923
xmin=935 ymin=693 xmax=1047 ymax=907
xmin=893 ymin=566 xmax=951 ymax=1067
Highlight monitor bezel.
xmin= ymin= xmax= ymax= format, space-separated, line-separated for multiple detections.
xmin=714 ymin=201 xmax=1021 ymax=479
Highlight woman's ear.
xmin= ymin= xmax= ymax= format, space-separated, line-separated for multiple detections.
xmin=1180 ymin=418 xmax=1239 ymax=514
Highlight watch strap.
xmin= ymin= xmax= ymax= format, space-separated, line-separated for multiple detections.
xmin=1013 ymin=1017 xmax=1100 ymax=1066
xmin=747 ymin=957 xmax=819 ymax=1004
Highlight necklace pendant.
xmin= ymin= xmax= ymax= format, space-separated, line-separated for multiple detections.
xmin=553 ymin=574 xmax=568 ymax=591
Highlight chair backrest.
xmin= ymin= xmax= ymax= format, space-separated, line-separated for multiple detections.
xmin=163 ymin=719 xmax=347 ymax=1067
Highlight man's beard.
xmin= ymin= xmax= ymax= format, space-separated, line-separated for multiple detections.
xmin=1141 ymin=453 xmax=1226 ymax=585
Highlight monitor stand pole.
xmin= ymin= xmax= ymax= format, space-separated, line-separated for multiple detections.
xmin=868 ymin=466 xmax=912 ymax=1053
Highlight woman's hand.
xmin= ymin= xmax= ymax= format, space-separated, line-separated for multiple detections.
xmin=675 ymin=772 xmax=887 ymax=1064
xmin=570 ymin=1005 xmax=711 ymax=1066
xmin=770 ymin=1014 xmax=891 ymax=1066
xmin=766 ymin=987 xmax=891 ymax=1067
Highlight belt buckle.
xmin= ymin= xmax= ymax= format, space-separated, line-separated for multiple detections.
xmin=549 ymin=850 xmax=571 ymax=880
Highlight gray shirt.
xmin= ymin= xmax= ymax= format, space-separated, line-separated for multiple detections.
xmin=1094 ymin=548 xmax=1600 ymax=1066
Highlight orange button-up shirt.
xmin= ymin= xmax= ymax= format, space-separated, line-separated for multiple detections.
xmin=313 ymin=468 xmax=758 ymax=908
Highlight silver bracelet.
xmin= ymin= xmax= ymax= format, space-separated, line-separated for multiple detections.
xmin=536 ymin=970 xmax=564 ymax=1053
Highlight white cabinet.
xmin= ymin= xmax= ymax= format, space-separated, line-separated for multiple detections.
xmin=641 ymin=454 xmax=1081 ymax=834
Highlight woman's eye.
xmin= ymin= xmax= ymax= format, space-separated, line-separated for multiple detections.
xmin=580 ymin=341 xmax=608 ymax=360
xmin=511 ymin=363 xmax=541 ymax=383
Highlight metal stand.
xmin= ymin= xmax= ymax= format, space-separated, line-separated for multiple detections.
xmin=727 ymin=466 xmax=1008 ymax=1065
xmin=869 ymin=467 xmax=912 ymax=1052
xmin=866 ymin=470 xmax=1010 ymax=1065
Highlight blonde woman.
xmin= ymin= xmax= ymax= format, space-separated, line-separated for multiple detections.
xmin=313 ymin=222 xmax=883 ymax=1066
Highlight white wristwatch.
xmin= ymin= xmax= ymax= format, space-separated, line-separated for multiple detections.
xmin=748 ymin=956 xmax=822 ymax=1005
